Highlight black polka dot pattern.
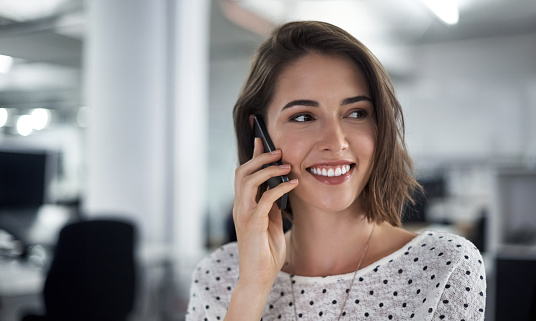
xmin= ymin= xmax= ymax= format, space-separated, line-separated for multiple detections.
xmin=185 ymin=230 xmax=486 ymax=320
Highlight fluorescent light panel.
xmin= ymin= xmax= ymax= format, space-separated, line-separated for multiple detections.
xmin=421 ymin=0 xmax=459 ymax=25
xmin=0 ymin=55 xmax=13 ymax=73
xmin=0 ymin=108 xmax=7 ymax=127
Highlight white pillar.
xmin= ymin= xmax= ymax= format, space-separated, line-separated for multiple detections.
xmin=173 ymin=0 xmax=210 ymax=264
xmin=84 ymin=0 xmax=209 ymax=245
xmin=84 ymin=0 xmax=167 ymax=243
xmin=84 ymin=0 xmax=209 ymax=257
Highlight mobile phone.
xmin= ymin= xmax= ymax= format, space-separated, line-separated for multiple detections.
xmin=253 ymin=116 xmax=289 ymax=210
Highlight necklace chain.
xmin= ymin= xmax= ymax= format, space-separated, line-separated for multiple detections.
xmin=289 ymin=225 xmax=375 ymax=320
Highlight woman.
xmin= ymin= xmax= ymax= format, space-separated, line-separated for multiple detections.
xmin=187 ymin=21 xmax=486 ymax=320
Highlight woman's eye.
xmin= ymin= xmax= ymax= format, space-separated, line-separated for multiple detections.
xmin=291 ymin=114 xmax=314 ymax=122
xmin=347 ymin=110 xmax=368 ymax=119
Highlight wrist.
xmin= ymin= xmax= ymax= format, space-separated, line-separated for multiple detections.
xmin=235 ymin=278 xmax=274 ymax=296
xmin=224 ymin=281 xmax=273 ymax=321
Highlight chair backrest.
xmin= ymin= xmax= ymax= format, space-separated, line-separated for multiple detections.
xmin=43 ymin=219 xmax=136 ymax=321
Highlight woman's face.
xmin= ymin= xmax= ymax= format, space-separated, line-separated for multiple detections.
xmin=265 ymin=53 xmax=376 ymax=214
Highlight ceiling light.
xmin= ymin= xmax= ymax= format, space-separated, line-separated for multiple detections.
xmin=0 ymin=108 xmax=8 ymax=127
xmin=0 ymin=55 xmax=13 ymax=73
xmin=0 ymin=0 xmax=68 ymax=21
xmin=17 ymin=115 xmax=33 ymax=136
xmin=420 ymin=0 xmax=459 ymax=25
xmin=30 ymin=108 xmax=50 ymax=130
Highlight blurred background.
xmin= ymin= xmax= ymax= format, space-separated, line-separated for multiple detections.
xmin=0 ymin=0 xmax=535 ymax=320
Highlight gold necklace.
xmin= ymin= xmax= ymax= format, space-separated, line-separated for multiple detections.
xmin=289 ymin=224 xmax=375 ymax=320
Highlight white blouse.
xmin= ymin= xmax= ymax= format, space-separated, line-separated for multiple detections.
xmin=186 ymin=230 xmax=486 ymax=320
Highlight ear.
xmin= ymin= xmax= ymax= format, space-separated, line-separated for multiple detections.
xmin=249 ymin=114 xmax=255 ymax=129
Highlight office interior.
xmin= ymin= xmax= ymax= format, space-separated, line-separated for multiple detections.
xmin=0 ymin=0 xmax=535 ymax=320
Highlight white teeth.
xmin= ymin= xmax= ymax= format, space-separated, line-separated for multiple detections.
xmin=309 ymin=164 xmax=351 ymax=177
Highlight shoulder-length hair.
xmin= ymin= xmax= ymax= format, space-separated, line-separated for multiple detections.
xmin=233 ymin=20 xmax=420 ymax=227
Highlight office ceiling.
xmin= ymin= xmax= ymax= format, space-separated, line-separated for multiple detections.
xmin=0 ymin=0 xmax=83 ymax=121
xmin=0 ymin=0 xmax=535 ymax=121
xmin=235 ymin=0 xmax=536 ymax=42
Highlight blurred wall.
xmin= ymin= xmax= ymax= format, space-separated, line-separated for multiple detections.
xmin=401 ymin=33 xmax=536 ymax=160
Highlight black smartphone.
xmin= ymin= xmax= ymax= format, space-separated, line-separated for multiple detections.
xmin=253 ymin=116 xmax=289 ymax=210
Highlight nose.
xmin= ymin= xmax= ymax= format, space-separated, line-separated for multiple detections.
xmin=317 ymin=120 xmax=348 ymax=153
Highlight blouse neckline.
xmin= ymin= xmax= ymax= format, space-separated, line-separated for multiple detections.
xmin=277 ymin=230 xmax=429 ymax=284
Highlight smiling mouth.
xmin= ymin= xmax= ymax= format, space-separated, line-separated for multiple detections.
xmin=307 ymin=164 xmax=354 ymax=177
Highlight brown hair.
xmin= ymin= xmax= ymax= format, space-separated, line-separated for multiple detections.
xmin=233 ymin=21 xmax=420 ymax=227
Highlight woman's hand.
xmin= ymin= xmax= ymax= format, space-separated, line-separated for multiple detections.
xmin=232 ymin=137 xmax=299 ymax=289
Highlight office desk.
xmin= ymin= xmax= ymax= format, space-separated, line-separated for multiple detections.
xmin=0 ymin=205 xmax=76 ymax=247
xmin=0 ymin=260 xmax=45 ymax=321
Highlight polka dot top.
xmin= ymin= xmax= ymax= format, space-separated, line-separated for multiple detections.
xmin=186 ymin=230 xmax=486 ymax=320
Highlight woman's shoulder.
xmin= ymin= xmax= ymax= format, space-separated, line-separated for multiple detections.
xmin=187 ymin=243 xmax=239 ymax=319
xmin=191 ymin=242 xmax=240 ymax=284
xmin=413 ymin=230 xmax=487 ymax=318
xmin=415 ymin=230 xmax=481 ymax=255
xmin=407 ymin=229 xmax=484 ymax=270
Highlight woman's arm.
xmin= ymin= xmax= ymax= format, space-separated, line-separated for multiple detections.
xmin=223 ymin=138 xmax=299 ymax=320
xmin=432 ymin=247 xmax=487 ymax=320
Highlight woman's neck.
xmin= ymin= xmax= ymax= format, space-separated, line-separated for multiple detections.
xmin=283 ymin=199 xmax=377 ymax=277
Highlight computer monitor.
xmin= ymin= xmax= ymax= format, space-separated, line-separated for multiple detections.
xmin=497 ymin=171 xmax=536 ymax=246
xmin=495 ymin=256 xmax=536 ymax=321
xmin=0 ymin=149 xmax=49 ymax=208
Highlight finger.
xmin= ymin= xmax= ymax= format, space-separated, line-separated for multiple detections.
xmin=255 ymin=179 xmax=299 ymax=215
xmin=267 ymin=203 xmax=285 ymax=256
xmin=238 ymin=165 xmax=292 ymax=207
xmin=234 ymin=151 xmax=283 ymax=189
xmin=243 ymin=149 xmax=282 ymax=173
xmin=243 ymin=164 xmax=291 ymax=192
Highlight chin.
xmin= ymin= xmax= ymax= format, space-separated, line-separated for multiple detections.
xmin=294 ymin=190 xmax=360 ymax=214
xmin=317 ymin=199 xmax=358 ymax=214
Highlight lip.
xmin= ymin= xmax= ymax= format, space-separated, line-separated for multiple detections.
xmin=306 ymin=161 xmax=355 ymax=185
xmin=307 ymin=160 xmax=355 ymax=167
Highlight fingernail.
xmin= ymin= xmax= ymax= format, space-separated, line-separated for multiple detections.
xmin=289 ymin=179 xmax=298 ymax=184
xmin=278 ymin=164 xmax=290 ymax=169
xmin=270 ymin=150 xmax=281 ymax=155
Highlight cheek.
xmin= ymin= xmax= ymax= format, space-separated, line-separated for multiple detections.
xmin=272 ymin=133 xmax=309 ymax=169
xmin=363 ymin=134 xmax=376 ymax=159
xmin=363 ymin=139 xmax=377 ymax=180
xmin=351 ymin=127 xmax=376 ymax=164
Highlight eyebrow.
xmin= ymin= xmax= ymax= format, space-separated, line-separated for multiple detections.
xmin=342 ymin=95 xmax=372 ymax=105
xmin=281 ymin=95 xmax=372 ymax=111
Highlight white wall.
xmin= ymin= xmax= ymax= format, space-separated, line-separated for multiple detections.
xmin=395 ymin=33 xmax=536 ymax=226
xmin=205 ymin=2 xmax=262 ymax=245
xmin=206 ymin=57 xmax=248 ymax=244
xmin=399 ymin=33 xmax=536 ymax=162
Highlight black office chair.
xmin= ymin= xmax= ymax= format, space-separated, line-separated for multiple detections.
xmin=21 ymin=219 xmax=137 ymax=321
